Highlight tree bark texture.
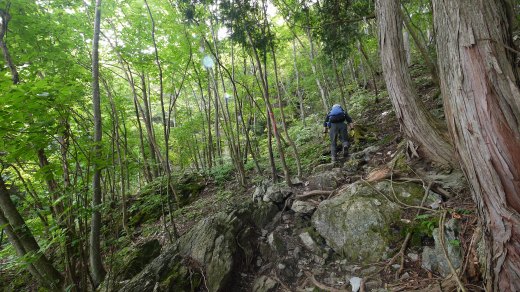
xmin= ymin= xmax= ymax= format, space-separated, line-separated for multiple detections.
xmin=376 ymin=0 xmax=455 ymax=167
xmin=433 ymin=1 xmax=520 ymax=290
xmin=89 ymin=0 xmax=106 ymax=287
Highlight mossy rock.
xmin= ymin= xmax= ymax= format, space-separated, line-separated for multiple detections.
xmin=160 ymin=260 xmax=202 ymax=292
xmin=311 ymin=180 xmax=437 ymax=264
xmin=175 ymin=173 xmax=206 ymax=206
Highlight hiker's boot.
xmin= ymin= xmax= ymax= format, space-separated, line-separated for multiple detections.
xmin=342 ymin=143 xmax=350 ymax=158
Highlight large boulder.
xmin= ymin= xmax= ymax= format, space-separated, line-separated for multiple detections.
xmin=312 ymin=181 xmax=437 ymax=263
xmin=253 ymin=181 xmax=292 ymax=205
xmin=242 ymin=200 xmax=280 ymax=228
xmin=263 ymin=184 xmax=292 ymax=204
xmin=307 ymin=168 xmax=343 ymax=191
xmin=312 ymin=162 xmax=336 ymax=174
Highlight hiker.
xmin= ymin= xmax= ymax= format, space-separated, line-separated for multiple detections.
xmin=323 ymin=104 xmax=353 ymax=162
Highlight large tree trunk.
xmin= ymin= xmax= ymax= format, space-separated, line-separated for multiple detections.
xmin=433 ymin=1 xmax=520 ymax=290
xmin=376 ymin=0 xmax=455 ymax=167
xmin=89 ymin=0 xmax=106 ymax=287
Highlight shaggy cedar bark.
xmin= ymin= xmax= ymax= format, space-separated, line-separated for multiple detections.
xmin=432 ymin=1 xmax=520 ymax=290
xmin=376 ymin=0 xmax=455 ymax=167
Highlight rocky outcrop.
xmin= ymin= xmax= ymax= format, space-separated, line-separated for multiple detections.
xmin=122 ymin=197 xmax=279 ymax=292
xmin=177 ymin=211 xmax=245 ymax=292
xmin=118 ymin=239 xmax=162 ymax=281
xmin=312 ymin=180 xmax=438 ymax=263
xmin=121 ymin=248 xmax=201 ymax=292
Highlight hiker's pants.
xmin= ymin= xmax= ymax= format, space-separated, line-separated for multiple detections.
xmin=329 ymin=122 xmax=349 ymax=158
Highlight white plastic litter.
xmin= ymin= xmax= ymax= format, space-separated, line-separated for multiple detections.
xmin=350 ymin=277 xmax=362 ymax=292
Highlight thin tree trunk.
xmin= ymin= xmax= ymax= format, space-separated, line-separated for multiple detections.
xmin=433 ymin=1 xmax=520 ymax=290
xmin=357 ymin=39 xmax=379 ymax=102
xmin=0 ymin=177 xmax=63 ymax=289
xmin=305 ymin=27 xmax=328 ymax=112
xmin=144 ymin=0 xmax=178 ymax=241
xmin=140 ymin=73 xmax=161 ymax=176
xmin=89 ymin=0 xmax=106 ymax=286
xmin=292 ymin=39 xmax=305 ymax=125
xmin=0 ymin=9 xmax=19 ymax=84
xmin=272 ymin=43 xmax=302 ymax=179
xmin=102 ymin=31 xmax=153 ymax=183
xmin=205 ymin=30 xmax=246 ymax=186
xmin=400 ymin=7 xmax=438 ymax=83
xmin=376 ymin=0 xmax=455 ymax=167
xmin=246 ymin=29 xmax=291 ymax=185
xmin=103 ymin=79 xmax=130 ymax=236
xmin=37 ymin=149 xmax=79 ymax=290
xmin=192 ymin=62 xmax=214 ymax=169
xmin=332 ymin=55 xmax=348 ymax=107
xmin=209 ymin=19 xmax=223 ymax=165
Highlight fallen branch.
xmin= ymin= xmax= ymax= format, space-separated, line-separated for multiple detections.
xmin=431 ymin=184 xmax=453 ymax=199
xmin=305 ymin=271 xmax=349 ymax=292
xmin=296 ymin=190 xmax=332 ymax=198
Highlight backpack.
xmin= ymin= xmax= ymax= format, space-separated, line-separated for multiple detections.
xmin=329 ymin=106 xmax=346 ymax=123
